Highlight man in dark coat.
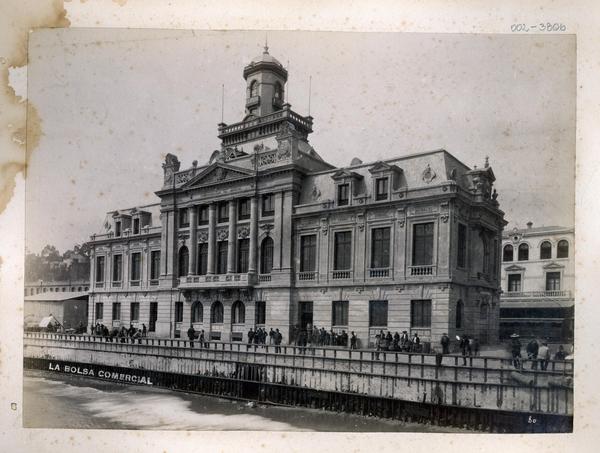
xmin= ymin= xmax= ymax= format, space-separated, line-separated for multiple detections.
xmin=460 ymin=335 xmax=470 ymax=365
xmin=510 ymin=333 xmax=522 ymax=368
xmin=274 ymin=328 xmax=282 ymax=353
xmin=441 ymin=333 xmax=450 ymax=354
xmin=187 ymin=324 xmax=195 ymax=348
xmin=526 ymin=338 xmax=539 ymax=369
xmin=350 ymin=332 xmax=357 ymax=349
xmin=247 ymin=328 xmax=255 ymax=344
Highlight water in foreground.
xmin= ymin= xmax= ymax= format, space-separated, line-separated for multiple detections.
xmin=23 ymin=370 xmax=466 ymax=432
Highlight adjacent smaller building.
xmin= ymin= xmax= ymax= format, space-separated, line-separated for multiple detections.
xmin=24 ymin=291 xmax=89 ymax=330
xmin=499 ymin=223 xmax=574 ymax=341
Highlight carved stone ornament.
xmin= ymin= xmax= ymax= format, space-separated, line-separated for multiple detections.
xmin=198 ymin=231 xmax=209 ymax=242
xmin=319 ymin=288 xmax=327 ymax=294
xmin=260 ymin=224 xmax=274 ymax=234
xmin=311 ymin=185 xmax=321 ymax=201
xmin=238 ymin=226 xmax=250 ymax=239
xmin=217 ymin=229 xmax=229 ymax=241
xmin=277 ymin=140 xmax=292 ymax=159
xmin=422 ymin=164 xmax=437 ymax=184
xmin=214 ymin=167 xmax=227 ymax=181
xmin=441 ymin=214 xmax=449 ymax=223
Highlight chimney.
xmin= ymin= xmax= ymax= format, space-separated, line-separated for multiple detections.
xmin=526 ymin=221 xmax=533 ymax=229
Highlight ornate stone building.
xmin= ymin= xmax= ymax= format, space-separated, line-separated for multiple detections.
xmin=499 ymin=224 xmax=574 ymax=341
xmin=87 ymin=46 xmax=506 ymax=346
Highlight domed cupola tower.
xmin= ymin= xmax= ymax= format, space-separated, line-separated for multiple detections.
xmin=242 ymin=44 xmax=288 ymax=118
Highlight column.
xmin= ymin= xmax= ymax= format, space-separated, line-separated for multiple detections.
xmin=189 ymin=206 xmax=198 ymax=275
xmin=248 ymin=196 xmax=259 ymax=273
xmin=272 ymin=192 xmax=283 ymax=270
xmin=227 ymin=200 xmax=237 ymax=273
xmin=207 ymin=204 xmax=216 ymax=274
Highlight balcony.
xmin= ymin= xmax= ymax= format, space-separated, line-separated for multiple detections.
xmin=503 ymin=290 xmax=572 ymax=298
xmin=297 ymin=271 xmax=318 ymax=281
xmin=258 ymin=274 xmax=272 ymax=282
xmin=246 ymin=95 xmax=260 ymax=109
xmin=130 ymin=280 xmax=140 ymax=287
xmin=409 ymin=265 xmax=436 ymax=276
xmin=111 ymin=281 xmax=122 ymax=288
xmin=95 ymin=282 xmax=104 ymax=288
xmin=178 ymin=273 xmax=257 ymax=289
xmin=369 ymin=268 xmax=391 ymax=278
xmin=331 ymin=270 xmax=352 ymax=280
xmin=149 ymin=279 xmax=159 ymax=286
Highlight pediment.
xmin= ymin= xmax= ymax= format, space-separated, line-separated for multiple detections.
xmin=543 ymin=261 xmax=564 ymax=270
xmin=368 ymin=161 xmax=402 ymax=175
xmin=505 ymin=264 xmax=525 ymax=272
xmin=331 ymin=169 xmax=363 ymax=181
xmin=182 ymin=163 xmax=254 ymax=188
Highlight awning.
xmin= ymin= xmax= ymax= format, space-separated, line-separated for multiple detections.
xmin=24 ymin=291 xmax=88 ymax=302
xmin=39 ymin=315 xmax=60 ymax=328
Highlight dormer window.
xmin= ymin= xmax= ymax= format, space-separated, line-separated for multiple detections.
xmin=375 ymin=177 xmax=389 ymax=201
xmin=337 ymin=183 xmax=349 ymax=206
xmin=133 ymin=218 xmax=140 ymax=235
xmin=115 ymin=221 xmax=122 ymax=237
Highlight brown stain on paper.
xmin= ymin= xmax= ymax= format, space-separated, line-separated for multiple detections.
xmin=0 ymin=0 xmax=70 ymax=216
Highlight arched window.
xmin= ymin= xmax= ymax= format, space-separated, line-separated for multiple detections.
xmin=260 ymin=237 xmax=274 ymax=274
xmin=191 ymin=301 xmax=203 ymax=323
xmin=274 ymin=82 xmax=283 ymax=99
xmin=557 ymin=240 xmax=569 ymax=259
xmin=540 ymin=241 xmax=552 ymax=260
xmin=480 ymin=302 xmax=489 ymax=320
xmin=211 ymin=301 xmax=224 ymax=324
xmin=231 ymin=300 xmax=245 ymax=324
xmin=178 ymin=246 xmax=189 ymax=277
xmin=250 ymin=80 xmax=258 ymax=97
xmin=78 ymin=286 xmax=82 ymax=291
xmin=456 ymin=300 xmax=463 ymax=329
xmin=503 ymin=244 xmax=513 ymax=262
xmin=518 ymin=243 xmax=529 ymax=261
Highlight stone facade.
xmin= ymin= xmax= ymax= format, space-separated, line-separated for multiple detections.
xmin=500 ymin=224 xmax=574 ymax=341
xmin=87 ymin=47 xmax=506 ymax=346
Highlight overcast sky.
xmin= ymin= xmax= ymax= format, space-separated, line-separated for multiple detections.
xmin=25 ymin=29 xmax=575 ymax=253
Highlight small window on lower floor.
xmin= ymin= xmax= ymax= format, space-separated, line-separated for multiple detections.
xmin=410 ymin=299 xmax=431 ymax=328
xmin=332 ymin=300 xmax=349 ymax=327
xmin=369 ymin=300 xmax=388 ymax=327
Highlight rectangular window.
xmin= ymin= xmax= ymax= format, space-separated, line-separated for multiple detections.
xmin=334 ymin=231 xmax=352 ymax=270
xmin=112 ymin=254 xmax=122 ymax=282
xmin=375 ymin=177 xmax=389 ymax=201
xmin=238 ymin=198 xmax=250 ymax=220
xmin=149 ymin=302 xmax=157 ymax=332
xmin=262 ymin=194 xmax=274 ymax=216
xmin=337 ymin=183 xmax=349 ymax=206
xmin=175 ymin=301 xmax=183 ymax=323
xmin=369 ymin=300 xmax=388 ymax=327
xmin=218 ymin=202 xmax=229 ymax=223
xmin=238 ymin=239 xmax=249 ymax=273
xmin=332 ymin=300 xmax=349 ymax=327
xmin=198 ymin=205 xmax=209 ymax=225
xmin=95 ymin=303 xmax=104 ymax=320
xmin=115 ymin=221 xmax=121 ymax=237
xmin=130 ymin=302 xmax=140 ymax=322
xmin=217 ymin=241 xmax=228 ymax=274
xmin=130 ymin=252 xmax=141 ymax=282
xmin=371 ymin=227 xmax=391 ymax=268
xmin=546 ymin=272 xmax=561 ymax=291
xmin=150 ymin=250 xmax=160 ymax=280
xmin=412 ymin=222 xmax=434 ymax=266
xmin=95 ymin=256 xmax=105 ymax=282
xmin=133 ymin=218 xmax=140 ymax=235
xmin=198 ymin=243 xmax=208 ymax=275
xmin=410 ymin=299 xmax=432 ymax=328
xmin=457 ymin=223 xmax=467 ymax=268
xmin=179 ymin=208 xmax=189 ymax=227
xmin=255 ymin=301 xmax=266 ymax=325
xmin=508 ymin=274 xmax=522 ymax=292
xmin=112 ymin=302 xmax=121 ymax=321
xmin=300 ymin=235 xmax=317 ymax=272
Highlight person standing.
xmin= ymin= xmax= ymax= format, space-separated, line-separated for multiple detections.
xmin=274 ymin=328 xmax=282 ymax=353
xmin=537 ymin=341 xmax=550 ymax=371
xmin=187 ymin=324 xmax=195 ymax=348
xmin=440 ymin=333 xmax=450 ymax=354
xmin=526 ymin=338 xmax=539 ymax=370
xmin=460 ymin=335 xmax=469 ymax=366
xmin=350 ymin=332 xmax=357 ymax=349
xmin=142 ymin=324 xmax=147 ymax=337
xmin=510 ymin=333 xmax=522 ymax=369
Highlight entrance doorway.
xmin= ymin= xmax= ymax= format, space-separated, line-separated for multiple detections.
xmin=299 ymin=302 xmax=313 ymax=330
xmin=149 ymin=302 xmax=157 ymax=332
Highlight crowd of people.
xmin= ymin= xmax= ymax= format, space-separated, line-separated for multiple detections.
xmin=92 ymin=322 xmax=147 ymax=343
xmin=509 ymin=333 xmax=568 ymax=369
xmin=289 ymin=325 xmax=351 ymax=347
